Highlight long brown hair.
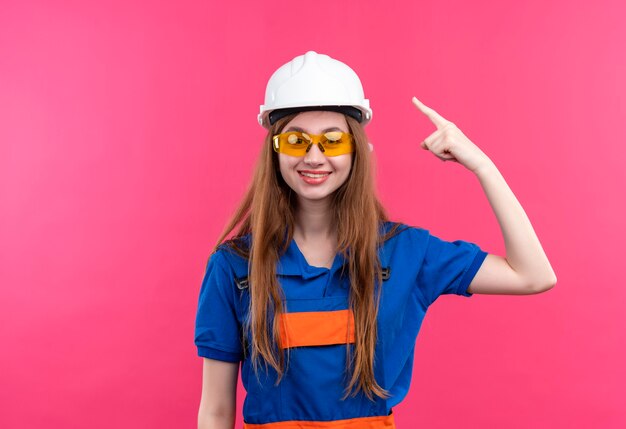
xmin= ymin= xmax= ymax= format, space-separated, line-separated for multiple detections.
xmin=214 ymin=113 xmax=401 ymax=400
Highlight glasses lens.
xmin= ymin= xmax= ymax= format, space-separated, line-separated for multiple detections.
xmin=274 ymin=132 xmax=310 ymax=156
xmin=273 ymin=131 xmax=354 ymax=157
xmin=324 ymin=131 xmax=344 ymax=142
xmin=321 ymin=132 xmax=354 ymax=156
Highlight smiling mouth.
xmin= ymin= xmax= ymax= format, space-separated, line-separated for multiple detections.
xmin=298 ymin=171 xmax=331 ymax=178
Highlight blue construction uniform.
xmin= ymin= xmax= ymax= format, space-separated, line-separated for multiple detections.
xmin=194 ymin=222 xmax=488 ymax=428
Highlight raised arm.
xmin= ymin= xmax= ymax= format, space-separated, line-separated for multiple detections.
xmin=198 ymin=358 xmax=239 ymax=429
xmin=412 ymin=96 xmax=557 ymax=295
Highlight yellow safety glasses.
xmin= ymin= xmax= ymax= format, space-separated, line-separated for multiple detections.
xmin=272 ymin=131 xmax=354 ymax=157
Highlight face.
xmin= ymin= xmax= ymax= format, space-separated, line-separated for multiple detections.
xmin=277 ymin=111 xmax=353 ymax=204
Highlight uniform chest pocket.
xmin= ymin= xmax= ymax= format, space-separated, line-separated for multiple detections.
xmin=278 ymin=295 xmax=367 ymax=421
xmin=278 ymin=308 xmax=355 ymax=349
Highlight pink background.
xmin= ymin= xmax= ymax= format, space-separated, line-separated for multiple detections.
xmin=1 ymin=0 xmax=624 ymax=428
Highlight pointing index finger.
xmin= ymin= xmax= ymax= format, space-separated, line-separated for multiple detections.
xmin=412 ymin=96 xmax=448 ymax=129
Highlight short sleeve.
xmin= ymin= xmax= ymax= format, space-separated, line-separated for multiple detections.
xmin=194 ymin=250 xmax=244 ymax=362
xmin=417 ymin=231 xmax=488 ymax=305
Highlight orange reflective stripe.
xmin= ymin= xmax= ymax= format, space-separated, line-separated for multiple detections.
xmin=244 ymin=412 xmax=395 ymax=429
xmin=278 ymin=309 xmax=355 ymax=349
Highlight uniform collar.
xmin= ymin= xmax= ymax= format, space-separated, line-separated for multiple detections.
xmin=276 ymin=238 xmax=348 ymax=280
xmin=241 ymin=222 xmax=402 ymax=279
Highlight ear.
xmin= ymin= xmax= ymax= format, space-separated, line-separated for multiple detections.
xmin=368 ymin=142 xmax=374 ymax=152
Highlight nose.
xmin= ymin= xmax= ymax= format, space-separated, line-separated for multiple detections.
xmin=303 ymin=142 xmax=326 ymax=165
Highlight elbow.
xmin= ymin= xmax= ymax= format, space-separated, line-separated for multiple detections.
xmin=198 ymin=406 xmax=235 ymax=429
xmin=198 ymin=411 xmax=235 ymax=429
xmin=528 ymin=273 xmax=557 ymax=294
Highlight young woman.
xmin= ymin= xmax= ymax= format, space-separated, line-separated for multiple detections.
xmin=195 ymin=51 xmax=556 ymax=429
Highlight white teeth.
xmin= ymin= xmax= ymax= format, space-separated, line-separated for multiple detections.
xmin=300 ymin=172 xmax=330 ymax=178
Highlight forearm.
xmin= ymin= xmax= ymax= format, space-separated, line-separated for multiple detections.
xmin=474 ymin=160 xmax=557 ymax=289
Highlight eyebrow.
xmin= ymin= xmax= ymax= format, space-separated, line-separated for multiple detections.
xmin=284 ymin=126 xmax=346 ymax=133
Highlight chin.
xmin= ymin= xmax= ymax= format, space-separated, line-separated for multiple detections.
xmin=297 ymin=190 xmax=334 ymax=201
xmin=294 ymin=184 xmax=341 ymax=200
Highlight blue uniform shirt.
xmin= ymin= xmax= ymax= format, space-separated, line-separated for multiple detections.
xmin=194 ymin=222 xmax=488 ymax=427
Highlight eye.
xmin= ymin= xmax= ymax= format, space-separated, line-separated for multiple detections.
xmin=287 ymin=133 xmax=305 ymax=145
xmin=324 ymin=131 xmax=344 ymax=144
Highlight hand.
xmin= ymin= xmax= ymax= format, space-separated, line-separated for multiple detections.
xmin=411 ymin=96 xmax=492 ymax=173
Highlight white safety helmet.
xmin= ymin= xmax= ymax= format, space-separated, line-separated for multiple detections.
xmin=258 ymin=51 xmax=372 ymax=128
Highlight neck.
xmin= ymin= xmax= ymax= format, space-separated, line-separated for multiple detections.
xmin=293 ymin=197 xmax=335 ymax=242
